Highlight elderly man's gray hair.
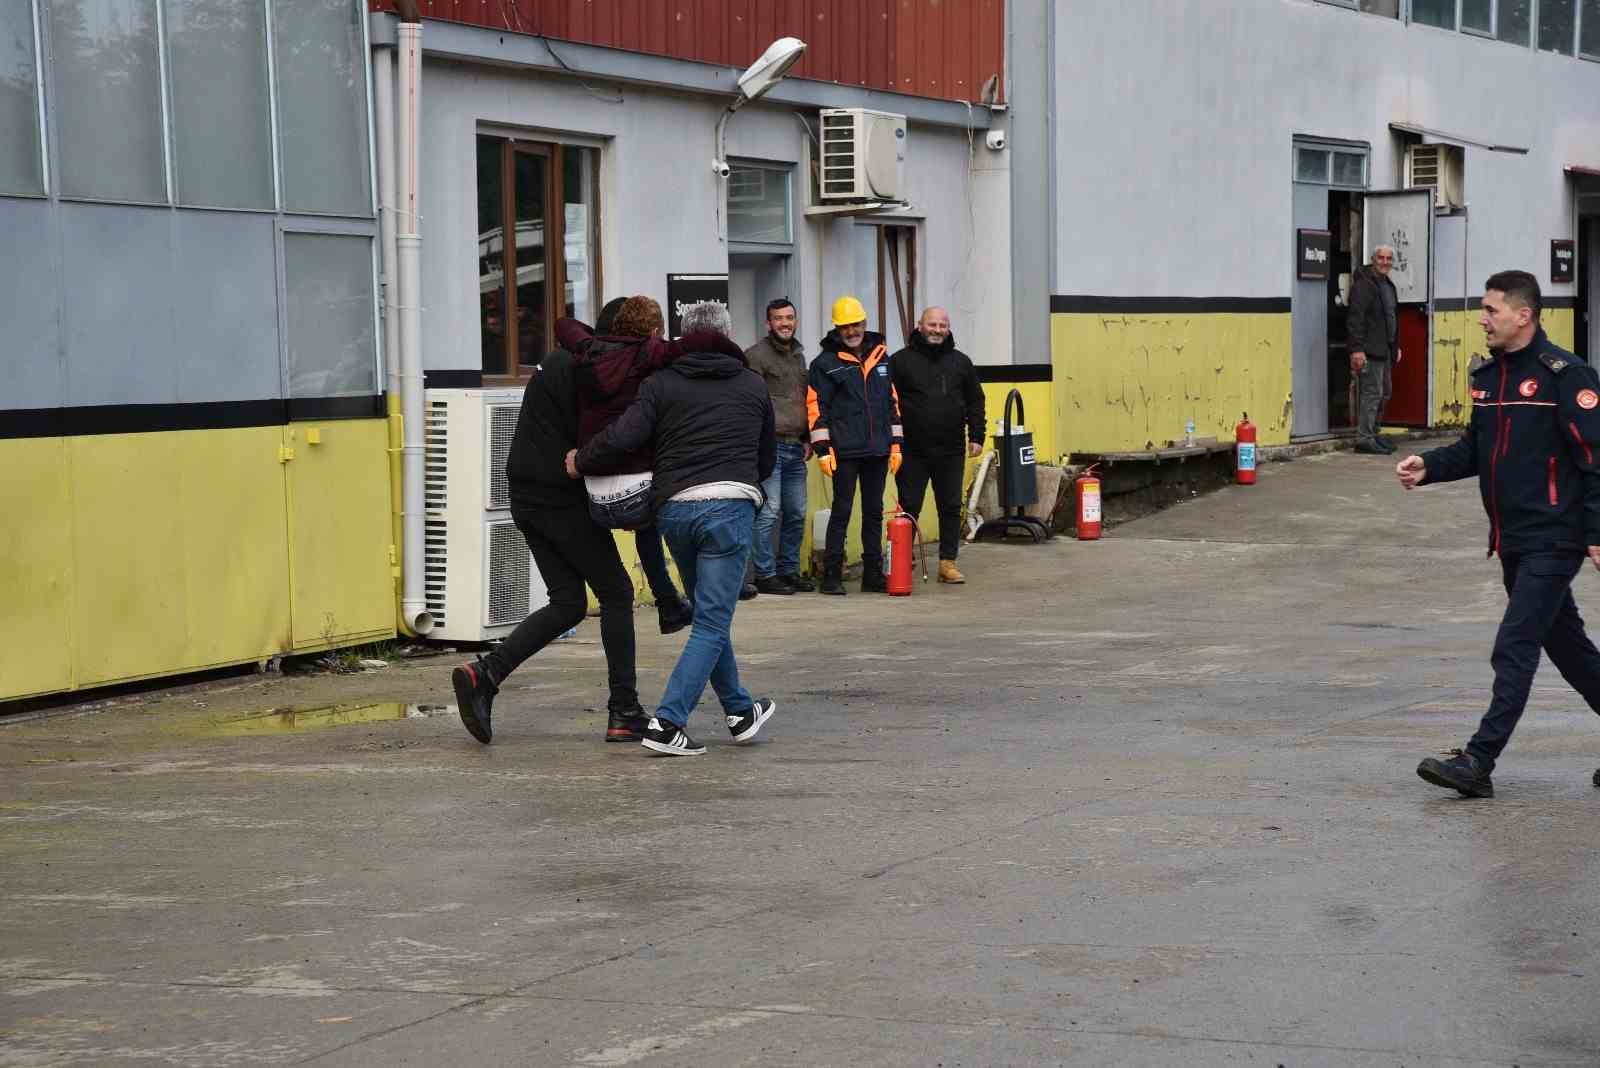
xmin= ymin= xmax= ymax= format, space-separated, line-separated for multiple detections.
xmin=680 ymin=300 xmax=733 ymax=337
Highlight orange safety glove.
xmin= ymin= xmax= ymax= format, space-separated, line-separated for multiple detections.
xmin=818 ymin=449 xmax=837 ymax=477
xmin=888 ymin=444 xmax=902 ymax=476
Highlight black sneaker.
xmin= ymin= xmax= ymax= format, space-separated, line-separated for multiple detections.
xmin=1417 ymin=749 xmax=1494 ymax=798
xmin=606 ymin=708 xmax=650 ymax=743
xmin=861 ymin=566 xmax=887 ymax=594
xmin=739 ymin=582 xmax=759 ymax=601
xmin=657 ymin=597 xmax=694 ymax=635
xmin=640 ymin=717 xmax=706 ymax=756
xmin=1592 ymin=767 xmax=1599 ymax=788
xmin=780 ymin=573 xmax=815 ymax=593
xmin=727 ymin=698 xmax=776 ymax=744
xmin=755 ymin=576 xmax=794 ymax=595
xmin=1376 ymin=437 xmax=1397 ymax=453
xmin=1353 ymin=441 xmax=1388 ymax=455
xmin=452 ymin=661 xmax=495 ymax=744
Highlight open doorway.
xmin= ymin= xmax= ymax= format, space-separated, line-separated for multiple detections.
xmin=1580 ymin=213 xmax=1599 ymax=364
xmin=728 ymin=253 xmax=790 ymax=349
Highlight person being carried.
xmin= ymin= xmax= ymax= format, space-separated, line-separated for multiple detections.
xmin=807 ymin=296 xmax=903 ymax=596
xmin=558 ymin=295 xmax=696 ymax=635
xmin=572 ymin=301 xmax=778 ymax=756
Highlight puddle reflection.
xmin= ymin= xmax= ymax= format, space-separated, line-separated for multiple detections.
xmin=195 ymin=703 xmax=456 ymax=737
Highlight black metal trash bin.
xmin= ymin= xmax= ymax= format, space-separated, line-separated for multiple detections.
xmin=975 ymin=389 xmax=1052 ymax=543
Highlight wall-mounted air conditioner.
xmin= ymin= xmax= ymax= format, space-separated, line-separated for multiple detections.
xmin=423 ymin=388 xmax=548 ymax=643
xmin=1405 ymin=144 xmax=1464 ymax=211
xmin=819 ymin=107 xmax=907 ymax=201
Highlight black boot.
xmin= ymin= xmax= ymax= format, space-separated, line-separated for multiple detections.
xmin=606 ymin=706 xmax=650 ymax=743
xmin=657 ymin=596 xmax=693 ymax=635
xmin=1416 ymin=750 xmax=1493 ymax=798
xmin=819 ymin=561 xmax=846 ymax=596
xmin=861 ymin=560 xmax=887 ymax=594
xmin=452 ymin=659 xmax=497 ymax=744
xmin=780 ymin=572 xmax=815 ymax=593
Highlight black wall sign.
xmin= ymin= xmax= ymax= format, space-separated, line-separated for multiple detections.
xmin=666 ymin=274 xmax=730 ymax=337
xmin=1297 ymin=229 xmax=1332 ymax=281
xmin=1551 ymin=239 xmax=1575 ymax=284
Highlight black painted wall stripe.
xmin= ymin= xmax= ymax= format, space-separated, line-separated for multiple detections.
xmin=1052 ymin=295 xmax=1292 ymax=315
xmin=1425 ymin=296 xmax=1576 ymax=312
xmin=975 ymin=364 xmax=1053 ymax=383
xmin=1 ymin=396 xmax=386 ymax=441
xmin=424 ymin=369 xmax=484 ymax=389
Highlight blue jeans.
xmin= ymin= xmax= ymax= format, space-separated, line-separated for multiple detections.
xmin=654 ymin=499 xmax=757 ymax=727
xmin=753 ymin=441 xmax=809 ymax=578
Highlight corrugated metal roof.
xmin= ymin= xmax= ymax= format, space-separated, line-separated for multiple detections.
xmin=370 ymin=1 xmax=1004 ymax=104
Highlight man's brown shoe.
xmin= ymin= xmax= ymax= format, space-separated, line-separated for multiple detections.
xmin=937 ymin=559 xmax=966 ymax=584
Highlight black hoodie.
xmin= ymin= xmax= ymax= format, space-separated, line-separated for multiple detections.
xmin=889 ymin=329 xmax=986 ymax=457
xmin=575 ymin=335 xmax=776 ymax=508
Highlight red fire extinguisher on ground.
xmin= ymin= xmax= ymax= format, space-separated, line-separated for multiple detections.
xmin=1074 ymin=465 xmax=1103 ymax=540
xmin=1236 ymin=413 xmax=1257 ymax=485
xmin=886 ymin=504 xmax=926 ymax=596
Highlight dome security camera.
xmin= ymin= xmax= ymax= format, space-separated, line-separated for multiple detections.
xmin=985 ymin=130 xmax=1007 ymax=151
xmin=712 ymin=160 xmax=732 ymax=177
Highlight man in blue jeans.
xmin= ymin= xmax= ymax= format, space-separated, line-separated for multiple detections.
xmin=744 ymin=298 xmax=814 ymax=594
xmin=572 ymin=301 xmax=778 ymax=756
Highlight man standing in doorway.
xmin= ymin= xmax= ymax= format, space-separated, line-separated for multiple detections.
xmin=744 ymin=298 xmax=815 ymax=594
xmin=890 ymin=306 xmax=986 ymax=584
xmin=1349 ymin=245 xmax=1402 ymax=454
xmin=573 ymin=301 xmax=778 ymax=756
xmin=807 ymin=296 xmax=903 ymax=595
xmin=1399 ymin=271 xmax=1600 ymax=798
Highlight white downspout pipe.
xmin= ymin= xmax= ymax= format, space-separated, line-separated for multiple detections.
xmin=375 ymin=46 xmax=399 ymax=401
xmin=397 ymin=21 xmax=432 ymax=635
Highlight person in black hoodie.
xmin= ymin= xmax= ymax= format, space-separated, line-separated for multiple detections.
xmin=449 ymin=298 xmax=647 ymax=748
xmin=573 ymin=301 xmax=778 ymax=756
xmin=1400 ymin=271 xmax=1600 ymax=798
xmin=807 ymin=296 xmax=903 ymax=595
xmin=889 ymin=306 xmax=986 ymax=584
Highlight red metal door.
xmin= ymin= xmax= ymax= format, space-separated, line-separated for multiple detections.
xmin=1387 ymin=305 xmax=1430 ymax=426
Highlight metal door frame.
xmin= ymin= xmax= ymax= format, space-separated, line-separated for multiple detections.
xmin=1362 ymin=188 xmax=1436 ymax=427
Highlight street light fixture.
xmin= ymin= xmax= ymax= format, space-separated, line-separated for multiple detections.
xmin=714 ymin=36 xmax=807 ymax=175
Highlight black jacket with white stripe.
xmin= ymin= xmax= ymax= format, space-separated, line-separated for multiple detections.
xmin=1421 ymin=329 xmax=1600 ymax=556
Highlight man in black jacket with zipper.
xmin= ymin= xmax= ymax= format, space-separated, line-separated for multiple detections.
xmin=449 ymin=321 xmax=647 ymax=748
xmin=1349 ymin=246 xmax=1401 ymax=454
xmin=573 ymin=301 xmax=778 ymax=756
xmin=1399 ymin=271 xmax=1600 ymax=798
xmin=890 ymin=307 xmax=986 ymax=584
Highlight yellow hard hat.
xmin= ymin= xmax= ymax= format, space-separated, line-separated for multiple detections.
xmin=831 ymin=296 xmax=867 ymax=327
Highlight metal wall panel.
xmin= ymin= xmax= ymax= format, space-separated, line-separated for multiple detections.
xmin=60 ymin=203 xmax=180 ymax=408
xmin=370 ymin=0 xmax=1005 ymax=103
xmin=173 ymin=212 xmax=282 ymax=403
xmin=0 ymin=198 xmax=62 ymax=410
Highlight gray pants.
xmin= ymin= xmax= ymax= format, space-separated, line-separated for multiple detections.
xmin=1355 ymin=357 xmax=1392 ymax=445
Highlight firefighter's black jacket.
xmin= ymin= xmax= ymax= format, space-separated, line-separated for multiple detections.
xmin=1421 ymin=329 xmax=1600 ymax=555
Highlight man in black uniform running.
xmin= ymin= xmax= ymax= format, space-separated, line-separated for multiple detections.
xmin=1399 ymin=271 xmax=1600 ymax=798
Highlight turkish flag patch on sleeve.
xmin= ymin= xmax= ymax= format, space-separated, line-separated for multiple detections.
xmin=1578 ymin=389 xmax=1599 ymax=411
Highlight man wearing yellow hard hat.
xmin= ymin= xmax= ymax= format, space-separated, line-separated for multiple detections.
xmin=805 ymin=296 xmax=903 ymax=595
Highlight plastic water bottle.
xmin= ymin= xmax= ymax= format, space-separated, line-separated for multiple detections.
xmin=1184 ymin=419 xmax=1195 ymax=447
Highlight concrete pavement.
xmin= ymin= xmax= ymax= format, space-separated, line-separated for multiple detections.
xmin=5 ymin=440 xmax=1600 ymax=1066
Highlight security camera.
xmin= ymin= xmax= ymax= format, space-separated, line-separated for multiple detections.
xmin=712 ymin=159 xmax=732 ymax=177
xmin=985 ymin=130 xmax=1007 ymax=151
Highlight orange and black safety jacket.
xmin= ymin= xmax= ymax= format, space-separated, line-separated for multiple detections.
xmin=1421 ymin=329 xmax=1600 ymax=556
xmin=806 ymin=329 xmax=903 ymax=460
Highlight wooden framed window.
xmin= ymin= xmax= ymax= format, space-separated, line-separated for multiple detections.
xmin=476 ymin=134 xmax=600 ymax=381
xmin=876 ymin=224 xmax=917 ymax=348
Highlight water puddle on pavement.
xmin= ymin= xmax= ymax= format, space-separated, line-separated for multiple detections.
xmin=191 ymin=703 xmax=457 ymax=737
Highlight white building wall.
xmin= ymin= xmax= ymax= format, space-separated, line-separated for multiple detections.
xmin=1053 ymin=0 xmax=1600 ymax=299
xmin=417 ymin=60 xmax=1010 ymax=371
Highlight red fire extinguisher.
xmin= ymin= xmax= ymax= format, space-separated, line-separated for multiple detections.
xmin=1075 ymin=465 xmax=1103 ymax=540
xmin=886 ymin=504 xmax=926 ymax=596
xmin=1235 ymin=413 xmax=1257 ymax=485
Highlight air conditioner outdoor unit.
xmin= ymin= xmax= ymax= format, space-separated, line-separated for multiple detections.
xmin=1405 ymin=143 xmax=1464 ymax=211
xmin=819 ymin=107 xmax=907 ymax=201
xmin=423 ymin=388 xmax=548 ymax=643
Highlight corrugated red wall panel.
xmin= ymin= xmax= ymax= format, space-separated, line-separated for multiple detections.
xmin=370 ymin=0 xmax=1004 ymax=103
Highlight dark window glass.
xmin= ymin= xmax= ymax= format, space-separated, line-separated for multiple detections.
xmin=1359 ymin=0 xmax=1398 ymax=16
xmin=1412 ymin=0 xmax=1456 ymax=29
xmin=1462 ymin=0 xmax=1493 ymax=32
xmin=1498 ymin=0 xmax=1533 ymax=44
xmin=0 ymin=5 xmax=43 ymax=196
xmin=476 ymin=136 xmax=507 ymax=377
xmin=1582 ymin=0 xmax=1600 ymax=55
xmin=1539 ymin=0 xmax=1577 ymax=52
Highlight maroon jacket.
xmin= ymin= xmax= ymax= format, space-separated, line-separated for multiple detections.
xmin=557 ymin=318 xmax=731 ymax=475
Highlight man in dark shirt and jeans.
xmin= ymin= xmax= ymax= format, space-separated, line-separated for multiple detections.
xmin=574 ymin=301 xmax=779 ymax=756
xmin=744 ymin=298 xmax=814 ymax=594
xmin=1349 ymin=246 xmax=1401 ymax=454
xmin=1399 ymin=271 xmax=1600 ymax=798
